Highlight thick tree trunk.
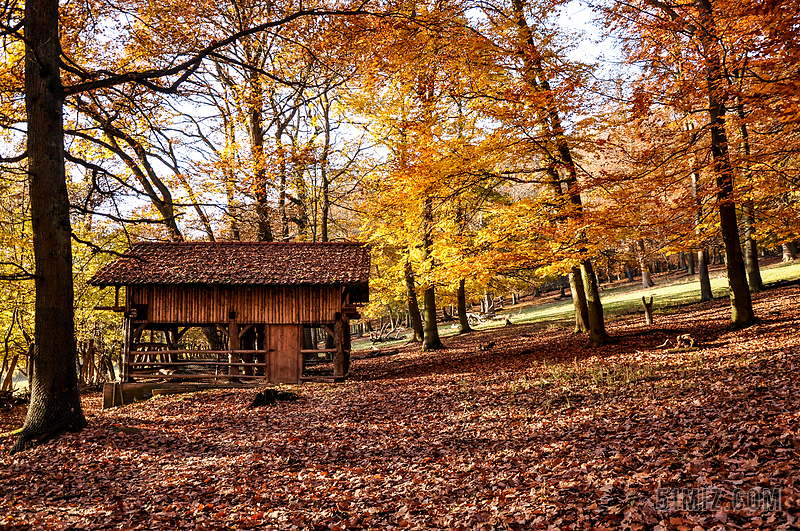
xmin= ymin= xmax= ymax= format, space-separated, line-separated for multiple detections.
xmin=13 ymin=0 xmax=87 ymax=453
xmin=568 ymin=267 xmax=589 ymax=333
xmin=686 ymin=249 xmax=696 ymax=275
xmin=421 ymin=286 xmax=443 ymax=351
xmin=456 ymin=278 xmax=473 ymax=334
xmin=696 ymin=0 xmax=754 ymax=328
xmin=404 ymin=261 xmax=424 ymax=343
xmin=580 ymin=259 xmax=609 ymax=347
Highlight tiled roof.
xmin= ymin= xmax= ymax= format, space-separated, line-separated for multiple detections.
xmin=90 ymin=242 xmax=371 ymax=286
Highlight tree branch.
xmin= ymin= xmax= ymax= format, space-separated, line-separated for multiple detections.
xmin=63 ymin=5 xmax=375 ymax=96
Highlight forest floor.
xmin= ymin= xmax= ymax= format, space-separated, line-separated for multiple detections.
xmin=1 ymin=284 xmax=799 ymax=530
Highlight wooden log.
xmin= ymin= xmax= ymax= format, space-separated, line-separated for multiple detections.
xmin=642 ymin=295 xmax=654 ymax=326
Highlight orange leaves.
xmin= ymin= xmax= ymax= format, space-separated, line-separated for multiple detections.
xmin=2 ymin=283 xmax=800 ymax=528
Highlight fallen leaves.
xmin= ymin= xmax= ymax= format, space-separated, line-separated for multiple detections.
xmin=0 ymin=286 xmax=798 ymax=529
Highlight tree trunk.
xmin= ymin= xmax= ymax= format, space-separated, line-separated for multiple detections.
xmin=456 ymin=279 xmax=473 ymax=334
xmin=512 ymin=0 xmax=607 ymax=342
xmin=404 ymin=261 xmax=424 ymax=343
xmin=277 ymin=132 xmax=290 ymax=241
xmin=686 ymin=249 xmax=696 ymax=275
xmin=580 ymin=259 xmax=609 ymax=347
xmin=697 ymin=249 xmax=713 ymax=302
xmin=736 ymin=97 xmax=762 ymax=293
xmin=249 ymin=70 xmax=273 ymax=242
xmin=320 ymin=94 xmax=332 ymax=242
xmin=637 ymin=239 xmax=655 ymax=288
xmin=421 ymin=286 xmax=443 ymax=351
xmin=223 ymin=114 xmax=241 ymax=240
xmin=782 ymin=242 xmax=797 ymax=262
xmin=13 ymin=0 xmax=87 ymax=452
xmin=696 ymin=0 xmax=755 ymax=328
xmin=568 ymin=267 xmax=589 ymax=333
xmin=743 ymin=203 xmax=763 ymax=292
xmin=420 ymin=198 xmax=442 ymax=351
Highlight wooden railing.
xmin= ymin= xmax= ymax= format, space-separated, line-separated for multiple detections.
xmin=126 ymin=349 xmax=269 ymax=380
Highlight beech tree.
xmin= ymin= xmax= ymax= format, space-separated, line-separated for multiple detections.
xmin=597 ymin=0 xmax=800 ymax=326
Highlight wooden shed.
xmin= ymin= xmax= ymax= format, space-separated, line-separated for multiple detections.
xmin=90 ymin=241 xmax=370 ymax=384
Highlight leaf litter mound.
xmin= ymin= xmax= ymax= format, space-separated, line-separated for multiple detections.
xmin=1 ymin=286 xmax=798 ymax=530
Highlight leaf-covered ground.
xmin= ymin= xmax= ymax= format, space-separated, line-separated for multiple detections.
xmin=2 ymin=286 xmax=799 ymax=530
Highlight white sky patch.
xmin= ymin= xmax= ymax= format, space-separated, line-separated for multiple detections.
xmin=559 ymin=0 xmax=618 ymax=68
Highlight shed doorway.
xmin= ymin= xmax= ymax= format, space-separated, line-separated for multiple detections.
xmin=267 ymin=325 xmax=301 ymax=383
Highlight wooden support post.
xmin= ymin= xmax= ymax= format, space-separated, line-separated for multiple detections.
xmin=642 ymin=295 xmax=654 ymax=326
xmin=228 ymin=318 xmax=240 ymax=380
xmin=333 ymin=313 xmax=345 ymax=380
xmin=342 ymin=315 xmax=351 ymax=376
xmin=122 ymin=316 xmax=132 ymax=382
xmin=239 ymin=324 xmax=254 ymax=376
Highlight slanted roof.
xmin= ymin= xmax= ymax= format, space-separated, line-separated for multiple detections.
xmin=89 ymin=242 xmax=371 ymax=287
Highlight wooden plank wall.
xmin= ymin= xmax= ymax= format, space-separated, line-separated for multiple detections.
xmin=128 ymin=285 xmax=343 ymax=324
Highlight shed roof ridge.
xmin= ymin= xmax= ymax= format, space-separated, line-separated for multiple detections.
xmin=129 ymin=241 xmax=364 ymax=246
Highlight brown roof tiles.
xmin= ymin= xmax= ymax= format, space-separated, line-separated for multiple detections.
xmin=89 ymin=242 xmax=370 ymax=286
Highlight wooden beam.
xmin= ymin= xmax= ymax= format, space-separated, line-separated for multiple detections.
xmin=126 ymin=372 xmax=270 ymax=380
xmin=129 ymin=349 xmax=265 ymax=356
xmin=128 ymin=361 xmax=269 ymax=367
xmin=122 ymin=317 xmax=132 ymax=382
xmin=228 ymin=319 xmax=240 ymax=378
xmin=238 ymin=324 xmax=254 ymax=339
xmin=333 ymin=314 xmax=345 ymax=378
xmin=132 ymin=323 xmax=148 ymax=341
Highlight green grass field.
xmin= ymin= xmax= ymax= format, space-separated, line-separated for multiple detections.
xmin=355 ymin=260 xmax=800 ymax=349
